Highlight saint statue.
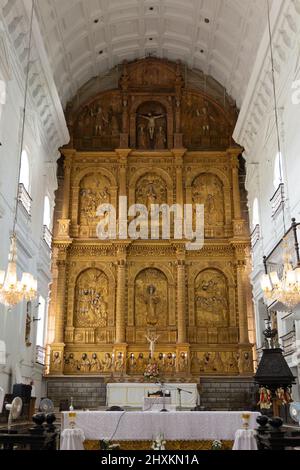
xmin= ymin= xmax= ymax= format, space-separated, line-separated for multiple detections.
xmin=145 ymin=332 xmax=160 ymax=359
xmin=142 ymin=285 xmax=160 ymax=326
xmin=139 ymin=113 xmax=165 ymax=140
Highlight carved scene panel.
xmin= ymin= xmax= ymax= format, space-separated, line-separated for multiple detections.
xmin=195 ymin=269 xmax=229 ymax=328
xmin=74 ymin=269 xmax=109 ymax=342
xmin=73 ymin=92 xmax=122 ymax=150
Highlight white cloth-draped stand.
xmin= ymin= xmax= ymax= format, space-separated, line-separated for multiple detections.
xmin=61 ymin=411 xmax=260 ymax=442
xmin=60 ymin=429 xmax=85 ymax=451
xmin=232 ymin=429 xmax=258 ymax=451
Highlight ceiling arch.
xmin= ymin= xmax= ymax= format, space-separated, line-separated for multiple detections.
xmin=35 ymin=0 xmax=267 ymax=109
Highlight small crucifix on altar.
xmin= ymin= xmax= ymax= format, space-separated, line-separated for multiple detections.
xmin=145 ymin=332 xmax=160 ymax=359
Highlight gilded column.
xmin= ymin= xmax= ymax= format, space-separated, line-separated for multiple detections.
xmin=177 ymin=259 xmax=187 ymax=344
xmin=115 ymin=249 xmax=127 ymax=344
xmin=229 ymin=149 xmax=246 ymax=237
xmin=50 ymin=246 xmax=69 ymax=375
xmin=58 ymin=150 xmax=74 ymax=239
xmin=236 ymin=258 xmax=250 ymax=345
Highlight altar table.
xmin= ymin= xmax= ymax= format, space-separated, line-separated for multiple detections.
xmin=61 ymin=411 xmax=260 ymax=442
xmin=106 ymin=383 xmax=199 ymax=409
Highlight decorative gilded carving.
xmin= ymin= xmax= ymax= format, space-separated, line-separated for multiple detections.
xmin=135 ymin=269 xmax=168 ymax=328
xmin=75 ymin=269 xmax=108 ymax=329
xmin=195 ymin=269 xmax=229 ymax=327
xmin=48 ymin=58 xmax=254 ymax=379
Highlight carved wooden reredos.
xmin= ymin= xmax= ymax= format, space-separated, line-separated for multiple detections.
xmin=48 ymin=58 xmax=254 ymax=379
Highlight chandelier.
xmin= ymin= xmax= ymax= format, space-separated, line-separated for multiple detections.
xmin=0 ymin=0 xmax=37 ymax=308
xmin=0 ymin=236 xmax=37 ymax=307
xmin=261 ymin=244 xmax=300 ymax=310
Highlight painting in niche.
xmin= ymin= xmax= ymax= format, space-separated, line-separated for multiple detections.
xmin=136 ymin=102 xmax=167 ymax=150
xmin=192 ymin=173 xmax=225 ymax=226
xmin=75 ymin=269 xmax=108 ymax=329
xmin=74 ymin=93 xmax=122 ymax=150
xmin=135 ymin=269 xmax=168 ymax=328
xmin=79 ymin=174 xmax=111 ymax=227
xmin=195 ymin=269 xmax=229 ymax=327
xmin=182 ymin=93 xmax=230 ymax=149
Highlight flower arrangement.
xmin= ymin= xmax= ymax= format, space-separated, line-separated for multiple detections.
xmin=211 ymin=440 xmax=223 ymax=450
xmin=144 ymin=362 xmax=160 ymax=381
xmin=276 ymin=387 xmax=293 ymax=406
xmin=152 ymin=434 xmax=166 ymax=450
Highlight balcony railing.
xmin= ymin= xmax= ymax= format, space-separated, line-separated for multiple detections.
xmin=251 ymin=224 xmax=261 ymax=247
xmin=270 ymin=183 xmax=285 ymax=218
xmin=280 ymin=330 xmax=297 ymax=357
xmin=18 ymin=183 xmax=32 ymax=216
xmin=36 ymin=346 xmax=46 ymax=366
xmin=42 ymin=225 xmax=52 ymax=248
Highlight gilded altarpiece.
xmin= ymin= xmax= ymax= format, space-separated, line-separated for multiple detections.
xmin=48 ymin=58 xmax=254 ymax=379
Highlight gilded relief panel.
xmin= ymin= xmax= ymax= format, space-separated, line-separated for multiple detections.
xmin=195 ymin=269 xmax=229 ymax=328
xmin=79 ymin=173 xmax=111 ymax=238
xmin=135 ymin=268 xmax=168 ymax=328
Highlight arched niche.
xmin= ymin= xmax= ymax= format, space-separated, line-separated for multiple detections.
xmin=192 ymin=173 xmax=225 ymax=227
xmin=129 ymin=168 xmax=173 ymax=208
xmin=136 ymin=101 xmax=167 ymax=150
xmin=134 ymin=268 xmax=168 ymax=328
xmin=130 ymin=96 xmax=174 ymax=148
xmin=74 ymin=268 xmax=109 ymax=329
xmin=71 ymin=168 xmax=118 ymax=238
xmin=194 ymin=268 xmax=229 ymax=328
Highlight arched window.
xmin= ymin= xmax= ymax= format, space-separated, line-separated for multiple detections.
xmin=43 ymin=195 xmax=51 ymax=229
xmin=19 ymin=149 xmax=30 ymax=193
xmin=252 ymin=198 xmax=260 ymax=227
xmin=0 ymin=80 xmax=6 ymax=111
xmin=273 ymin=152 xmax=284 ymax=189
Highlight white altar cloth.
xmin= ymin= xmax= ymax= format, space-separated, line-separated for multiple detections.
xmin=61 ymin=411 xmax=260 ymax=442
xmin=60 ymin=429 xmax=85 ymax=451
xmin=232 ymin=429 xmax=258 ymax=451
xmin=106 ymin=383 xmax=198 ymax=408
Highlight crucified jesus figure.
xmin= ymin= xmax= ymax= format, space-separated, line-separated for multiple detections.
xmin=139 ymin=113 xmax=165 ymax=140
xmin=145 ymin=332 xmax=160 ymax=359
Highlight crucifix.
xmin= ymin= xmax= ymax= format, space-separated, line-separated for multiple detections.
xmin=145 ymin=332 xmax=160 ymax=359
xmin=139 ymin=113 xmax=165 ymax=140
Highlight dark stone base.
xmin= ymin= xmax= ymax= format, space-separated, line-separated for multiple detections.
xmin=45 ymin=377 xmax=107 ymax=410
xmin=199 ymin=376 xmax=258 ymax=411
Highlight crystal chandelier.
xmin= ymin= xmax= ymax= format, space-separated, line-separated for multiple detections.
xmin=261 ymin=244 xmax=300 ymax=310
xmin=0 ymin=1 xmax=37 ymax=308
xmin=0 ymin=236 xmax=37 ymax=307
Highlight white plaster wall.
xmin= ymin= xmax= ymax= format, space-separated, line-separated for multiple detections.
xmin=0 ymin=0 xmax=68 ymax=404
xmin=234 ymin=0 xmax=300 ymax=398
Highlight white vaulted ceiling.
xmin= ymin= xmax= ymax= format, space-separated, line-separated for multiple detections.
xmin=35 ymin=0 xmax=268 ymax=109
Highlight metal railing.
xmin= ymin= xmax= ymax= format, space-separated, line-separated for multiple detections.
xmin=42 ymin=225 xmax=52 ymax=248
xmin=36 ymin=346 xmax=46 ymax=366
xmin=18 ymin=183 xmax=32 ymax=216
xmin=270 ymin=183 xmax=285 ymax=218
xmin=251 ymin=224 xmax=261 ymax=247
xmin=280 ymin=330 xmax=297 ymax=357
